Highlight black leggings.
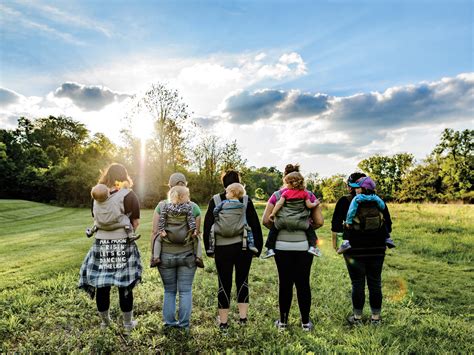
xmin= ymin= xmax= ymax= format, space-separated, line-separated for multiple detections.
xmin=96 ymin=286 xmax=133 ymax=312
xmin=215 ymin=243 xmax=253 ymax=309
xmin=344 ymin=255 xmax=384 ymax=314
xmin=274 ymin=250 xmax=313 ymax=324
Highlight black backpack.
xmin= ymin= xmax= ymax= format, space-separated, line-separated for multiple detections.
xmin=346 ymin=195 xmax=384 ymax=232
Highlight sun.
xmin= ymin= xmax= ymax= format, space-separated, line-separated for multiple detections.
xmin=132 ymin=115 xmax=154 ymax=141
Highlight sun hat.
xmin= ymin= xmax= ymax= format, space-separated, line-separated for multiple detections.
xmin=168 ymin=172 xmax=187 ymax=187
xmin=348 ymin=176 xmax=376 ymax=190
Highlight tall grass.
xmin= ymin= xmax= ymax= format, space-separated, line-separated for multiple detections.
xmin=0 ymin=200 xmax=472 ymax=352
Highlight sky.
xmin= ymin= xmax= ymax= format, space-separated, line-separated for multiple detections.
xmin=0 ymin=0 xmax=472 ymax=177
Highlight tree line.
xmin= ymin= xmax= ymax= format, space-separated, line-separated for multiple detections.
xmin=1 ymin=84 xmax=472 ymax=206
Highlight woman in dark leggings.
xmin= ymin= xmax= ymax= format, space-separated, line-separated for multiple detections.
xmin=79 ymin=163 xmax=142 ymax=334
xmin=203 ymin=170 xmax=263 ymax=330
xmin=262 ymin=164 xmax=324 ymax=331
xmin=331 ymin=172 xmax=392 ymax=324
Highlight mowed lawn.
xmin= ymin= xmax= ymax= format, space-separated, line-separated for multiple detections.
xmin=0 ymin=199 xmax=473 ymax=353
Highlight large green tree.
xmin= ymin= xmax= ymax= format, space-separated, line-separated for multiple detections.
xmin=358 ymin=153 xmax=414 ymax=200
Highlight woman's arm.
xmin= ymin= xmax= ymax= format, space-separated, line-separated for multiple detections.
xmin=194 ymin=216 xmax=201 ymax=236
xmin=151 ymin=210 xmax=160 ymax=248
xmin=203 ymin=198 xmax=216 ymax=252
xmin=131 ymin=218 xmax=140 ymax=231
xmin=262 ymin=202 xmax=275 ymax=229
xmin=310 ymin=204 xmax=324 ymax=229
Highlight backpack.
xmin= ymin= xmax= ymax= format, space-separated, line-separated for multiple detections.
xmin=347 ymin=195 xmax=384 ymax=232
xmin=273 ymin=190 xmax=311 ymax=232
xmin=93 ymin=188 xmax=131 ymax=230
xmin=160 ymin=201 xmax=193 ymax=245
xmin=212 ymin=194 xmax=248 ymax=238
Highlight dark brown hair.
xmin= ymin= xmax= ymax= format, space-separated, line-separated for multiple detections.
xmin=284 ymin=171 xmax=305 ymax=190
xmin=98 ymin=163 xmax=133 ymax=188
xmin=221 ymin=170 xmax=241 ymax=188
xmin=284 ymin=163 xmax=300 ymax=177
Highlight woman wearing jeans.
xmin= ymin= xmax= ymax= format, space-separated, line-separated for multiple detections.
xmin=262 ymin=164 xmax=324 ymax=331
xmin=331 ymin=172 xmax=392 ymax=324
xmin=151 ymin=172 xmax=201 ymax=331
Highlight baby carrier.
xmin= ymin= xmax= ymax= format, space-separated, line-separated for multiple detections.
xmin=158 ymin=201 xmax=194 ymax=245
xmin=344 ymin=194 xmax=386 ymax=255
xmin=346 ymin=195 xmax=384 ymax=232
xmin=273 ymin=190 xmax=311 ymax=232
xmin=93 ymin=188 xmax=132 ymax=240
xmin=212 ymin=194 xmax=249 ymax=248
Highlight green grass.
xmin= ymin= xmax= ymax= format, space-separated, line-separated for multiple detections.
xmin=1 ymin=200 xmax=473 ymax=352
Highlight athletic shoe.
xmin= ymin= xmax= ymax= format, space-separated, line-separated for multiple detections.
xmin=386 ymin=238 xmax=396 ymax=249
xmin=274 ymin=320 xmax=287 ymax=331
xmin=308 ymin=247 xmax=322 ymax=257
xmin=262 ymin=249 xmax=276 ymax=259
xmin=347 ymin=315 xmax=362 ymax=325
xmin=218 ymin=322 xmax=229 ymax=334
xmin=337 ymin=241 xmax=352 ymax=254
xmin=370 ymin=317 xmax=382 ymax=325
xmin=123 ymin=320 xmax=138 ymax=334
xmin=238 ymin=317 xmax=248 ymax=326
xmin=302 ymin=321 xmax=313 ymax=331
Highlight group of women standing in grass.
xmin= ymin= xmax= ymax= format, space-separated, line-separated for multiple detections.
xmin=79 ymin=162 xmax=392 ymax=334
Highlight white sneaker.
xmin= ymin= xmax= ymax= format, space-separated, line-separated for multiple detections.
xmin=302 ymin=321 xmax=313 ymax=331
xmin=274 ymin=320 xmax=287 ymax=331
xmin=337 ymin=240 xmax=352 ymax=254
xmin=262 ymin=249 xmax=276 ymax=259
xmin=123 ymin=320 xmax=138 ymax=334
xmin=308 ymin=246 xmax=322 ymax=257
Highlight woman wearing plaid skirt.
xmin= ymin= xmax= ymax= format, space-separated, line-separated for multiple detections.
xmin=79 ymin=163 xmax=143 ymax=333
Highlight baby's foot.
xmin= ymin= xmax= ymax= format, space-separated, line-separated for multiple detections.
xmin=308 ymin=246 xmax=322 ymax=257
xmin=337 ymin=241 xmax=351 ymax=254
xmin=261 ymin=249 xmax=276 ymax=259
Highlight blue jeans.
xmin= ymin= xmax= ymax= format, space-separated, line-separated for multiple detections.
xmin=158 ymin=251 xmax=196 ymax=329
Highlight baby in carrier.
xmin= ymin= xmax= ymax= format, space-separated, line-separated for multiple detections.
xmin=150 ymin=185 xmax=204 ymax=268
xmin=263 ymin=171 xmax=322 ymax=259
xmin=86 ymin=183 xmax=140 ymax=241
xmin=337 ymin=176 xmax=395 ymax=254
xmin=206 ymin=183 xmax=258 ymax=256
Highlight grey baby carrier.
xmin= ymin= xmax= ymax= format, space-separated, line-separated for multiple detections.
xmin=93 ymin=188 xmax=132 ymax=239
xmin=273 ymin=190 xmax=311 ymax=232
xmin=212 ymin=194 xmax=249 ymax=238
xmin=159 ymin=201 xmax=193 ymax=245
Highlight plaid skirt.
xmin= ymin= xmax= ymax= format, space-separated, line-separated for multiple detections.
xmin=78 ymin=238 xmax=142 ymax=299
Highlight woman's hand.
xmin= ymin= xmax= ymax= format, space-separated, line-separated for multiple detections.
xmin=269 ymin=214 xmax=275 ymax=222
xmin=160 ymin=230 xmax=167 ymax=237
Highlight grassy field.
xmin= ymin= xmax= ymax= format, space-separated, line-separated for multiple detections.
xmin=0 ymin=199 xmax=473 ymax=353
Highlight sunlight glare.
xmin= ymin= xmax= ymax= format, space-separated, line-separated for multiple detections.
xmin=132 ymin=114 xmax=154 ymax=141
